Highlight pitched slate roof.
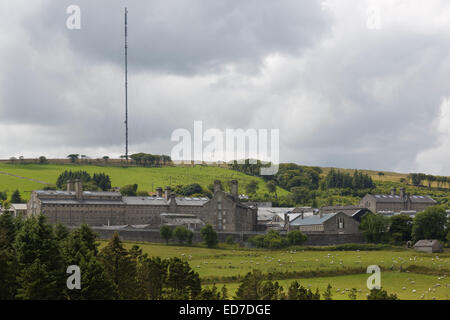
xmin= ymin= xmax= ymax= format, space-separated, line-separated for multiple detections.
xmin=257 ymin=207 xmax=295 ymax=221
xmin=290 ymin=212 xmax=338 ymax=226
xmin=36 ymin=190 xmax=122 ymax=197
xmin=414 ymin=240 xmax=442 ymax=247
xmin=370 ymin=194 xmax=436 ymax=203
xmin=174 ymin=197 xmax=209 ymax=206
xmin=123 ymin=197 xmax=168 ymax=205
xmin=40 ymin=199 xmax=124 ymax=205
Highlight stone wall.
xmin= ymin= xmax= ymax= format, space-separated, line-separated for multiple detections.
xmin=91 ymin=227 xmax=365 ymax=246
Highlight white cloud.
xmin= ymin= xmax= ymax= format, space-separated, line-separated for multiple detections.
xmin=414 ymin=97 xmax=450 ymax=175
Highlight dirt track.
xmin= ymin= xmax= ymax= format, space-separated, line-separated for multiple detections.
xmin=0 ymin=171 xmax=50 ymax=185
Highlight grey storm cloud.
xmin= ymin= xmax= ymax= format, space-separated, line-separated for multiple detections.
xmin=0 ymin=0 xmax=330 ymax=153
xmin=0 ymin=0 xmax=450 ymax=174
xmin=26 ymin=0 xmax=330 ymax=74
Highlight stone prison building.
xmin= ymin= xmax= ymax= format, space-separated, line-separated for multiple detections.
xmin=27 ymin=180 xmax=257 ymax=232
xmin=359 ymin=187 xmax=437 ymax=213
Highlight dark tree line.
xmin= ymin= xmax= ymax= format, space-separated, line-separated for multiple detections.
xmin=0 ymin=190 xmax=24 ymax=204
xmin=408 ymin=173 xmax=450 ymax=189
xmin=56 ymin=170 xmax=111 ymax=191
xmin=129 ymin=153 xmax=172 ymax=167
xmin=92 ymin=173 xmax=112 ymax=191
xmin=324 ymin=169 xmax=374 ymax=190
xmin=0 ymin=215 xmax=209 ymax=300
xmin=233 ymin=270 xmax=398 ymax=300
xmin=231 ymin=161 xmax=322 ymax=192
xmin=359 ymin=206 xmax=450 ymax=245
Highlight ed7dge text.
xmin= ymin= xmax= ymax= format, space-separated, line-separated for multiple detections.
xmin=223 ymin=305 xmax=271 ymax=315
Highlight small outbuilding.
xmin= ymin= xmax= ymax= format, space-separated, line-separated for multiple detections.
xmin=413 ymin=240 xmax=443 ymax=253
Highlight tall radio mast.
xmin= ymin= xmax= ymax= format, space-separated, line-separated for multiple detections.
xmin=124 ymin=7 xmax=129 ymax=161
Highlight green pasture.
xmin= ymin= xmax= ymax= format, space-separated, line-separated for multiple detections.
xmin=206 ymin=272 xmax=450 ymax=300
xmin=98 ymin=241 xmax=449 ymax=300
xmin=110 ymin=242 xmax=449 ymax=279
xmin=0 ymin=163 xmax=289 ymax=200
xmin=0 ymin=173 xmax=44 ymax=199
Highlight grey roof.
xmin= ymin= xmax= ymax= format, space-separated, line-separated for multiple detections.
xmin=100 ymin=225 xmax=129 ymax=230
xmin=123 ymin=196 xmax=209 ymax=206
xmin=321 ymin=205 xmax=364 ymax=212
xmin=123 ymin=196 xmax=168 ymax=205
xmin=36 ymin=190 xmax=121 ymax=197
xmin=11 ymin=203 xmax=27 ymax=210
xmin=36 ymin=190 xmax=72 ymax=195
xmin=83 ymin=191 xmax=122 ymax=197
xmin=165 ymin=218 xmax=205 ymax=225
xmin=290 ymin=213 xmax=338 ymax=226
xmin=291 ymin=207 xmax=314 ymax=213
xmin=40 ymin=199 xmax=124 ymax=205
xmin=129 ymin=224 xmax=152 ymax=229
xmin=160 ymin=213 xmax=197 ymax=218
xmin=275 ymin=213 xmax=303 ymax=221
xmin=414 ymin=240 xmax=442 ymax=247
xmin=175 ymin=197 xmax=209 ymax=206
xmin=257 ymin=207 xmax=295 ymax=221
xmin=370 ymin=194 xmax=436 ymax=203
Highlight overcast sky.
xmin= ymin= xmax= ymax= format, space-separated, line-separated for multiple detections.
xmin=1 ymin=0 xmax=450 ymax=175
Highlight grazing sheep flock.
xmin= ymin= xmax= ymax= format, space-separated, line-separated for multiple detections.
xmin=124 ymin=243 xmax=450 ymax=300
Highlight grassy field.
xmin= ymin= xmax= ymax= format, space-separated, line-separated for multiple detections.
xmin=1 ymin=162 xmax=448 ymax=202
xmin=321 ymin=166 xmax=450 ymax=189
xmin=206 ymin=272 xmax=450 ymax=300
xmin=0 ymin=163 xmax=289 ymax=200
xmin=99 ymin=241 xmax=450 ymax=300
xmin=321 ymin=167 xmax=410 ymax=182
xmin=0 ymin=173 xmax=43 ymax=197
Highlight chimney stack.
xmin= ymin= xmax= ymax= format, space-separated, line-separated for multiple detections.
xmin=390 ymin=188 xmax=396 ymax=196
xmin=230 ymin=180 xmax=238 ymax=199
xmin=74 ymin=179 xmax=83 ymax=200
xmin=406 ymin=192 xmax=411 ymax=210
xmin=165 ymin=186 xmax=171 ymax=200
xmin=400 ymin=188 xmax=405 ymax=199
xmin=284 ymin=213 xmax=290 ymax=231
xmin=156 ymin=187 xmax=163 ymax=198
xmin=67 ymin=180 xmax=74 ymax=192
xmin=214 ymin=180 xmax=222 ymax=193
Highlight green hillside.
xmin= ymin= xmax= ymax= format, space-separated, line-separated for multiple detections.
xmin=0 ymin=163 xmax=289 ymax=201
xmin=1 ymin=162 xmax=449 ymax=208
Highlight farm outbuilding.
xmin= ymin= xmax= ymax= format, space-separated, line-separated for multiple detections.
xmin=413 ymin=240 xmax=443 ymax=253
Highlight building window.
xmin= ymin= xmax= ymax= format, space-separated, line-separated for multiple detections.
xmin=338 ymin=217 xmax=344 ymax=229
